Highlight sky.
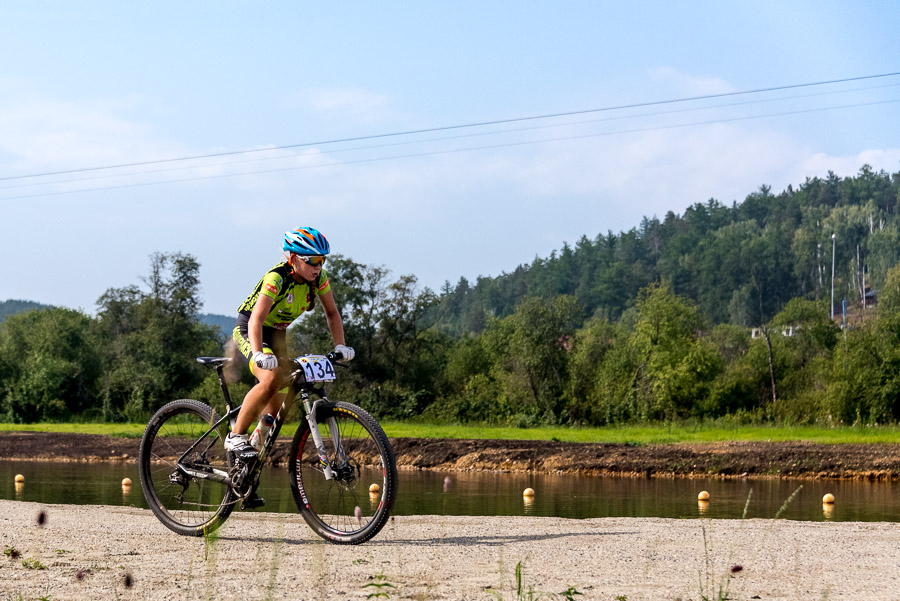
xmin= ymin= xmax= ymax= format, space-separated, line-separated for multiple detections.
xmin=1 ymin=2 xmax=899 ymax=316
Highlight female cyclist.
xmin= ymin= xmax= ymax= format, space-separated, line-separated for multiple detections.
xmin=225 ymin=227 xmax=354 ymax=479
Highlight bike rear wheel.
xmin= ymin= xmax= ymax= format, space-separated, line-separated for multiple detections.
xmin=139 ymin=399 xmax=236 ymax=536
xmin=288 ymin=401 xmax=397 ymax=544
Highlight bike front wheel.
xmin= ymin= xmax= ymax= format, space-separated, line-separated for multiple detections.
xmin=288 ymin=401 xmax=397 ymax=544
xmin=138 ymin=399 xmax=236 ymax=536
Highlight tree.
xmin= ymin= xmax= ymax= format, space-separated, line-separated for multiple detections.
xmin=292 ymin=255 xmax=447 ymax=418
xmin=697 ymin=219 xmax=760 ymax=323
xmin=506 ymin=295 xmax=583 ymax=421
xmin=96 ymin=252 xmax=221 ymax=420
xmin=703 ymin=324 xmax=757 ymax=418
xmin=790 ymin=205 xmax=830 ymax=300
xmin=0 ymin=308 xmax=102 ymax=422
xmin=826 ymin=264 xmax=900 ymax=424
xmin=468 ymin=295 xmax=584 ymax=424
xmin=567 ymin=317 xmax=625 ymax=423
xmin=629 ymin=282 xmax=720 ymax=420
xmin=866 ymin=226 xmax=900 ymax=290
xmin=761 ymin=299 xmax=839 ymax=420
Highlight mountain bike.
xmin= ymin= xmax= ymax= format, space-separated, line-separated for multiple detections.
xmin=138 ymin=351 xmax=397 ymax=544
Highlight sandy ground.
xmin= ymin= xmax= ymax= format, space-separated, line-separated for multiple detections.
xmin=1 ymin=500 xmax=898 ymax=601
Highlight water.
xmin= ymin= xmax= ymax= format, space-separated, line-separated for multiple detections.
xmin=2 ymin=460 xmax=899 ymax=522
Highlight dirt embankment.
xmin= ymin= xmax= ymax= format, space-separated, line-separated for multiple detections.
xmin=2 ymin=431 xmax=900 ymax=480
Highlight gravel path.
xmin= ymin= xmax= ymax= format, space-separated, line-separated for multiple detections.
xmin=1 ymin=500 xmax=898 ymax=600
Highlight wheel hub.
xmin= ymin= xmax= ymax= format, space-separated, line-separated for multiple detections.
xmin=332 ymin=458 xmax=360 ymax=487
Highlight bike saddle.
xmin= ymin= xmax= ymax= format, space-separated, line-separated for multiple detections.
xmin=196 ymin=357 xmax=231 ymax=367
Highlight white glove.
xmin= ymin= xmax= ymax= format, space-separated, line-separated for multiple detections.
xmin=252 ymin=351 xmax=278 ymax=371
xmin=334 ymin=344 xmax=355 ymax=362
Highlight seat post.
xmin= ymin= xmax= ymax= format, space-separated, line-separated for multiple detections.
xmin=215 ymin=365 xmax=234 ymax=410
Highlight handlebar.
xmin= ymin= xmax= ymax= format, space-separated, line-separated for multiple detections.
xmin=268 ymin=352 xmax=347 ymax=367
xmin=288 ymin=351 xmax=347 ymax=366
xmin=270 ymin=352 xmax=349 ymax=390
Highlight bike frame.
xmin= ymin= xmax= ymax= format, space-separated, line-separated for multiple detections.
xmin=177 ymin=357 xmax=345 ymax=489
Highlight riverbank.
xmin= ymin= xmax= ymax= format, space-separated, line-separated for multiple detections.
xmin=2 ymin=500 xmax=898 ymax=600
xmin=2 ymin=431 xmax=900 ymax=480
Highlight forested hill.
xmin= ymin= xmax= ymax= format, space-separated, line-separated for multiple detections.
xmin=0 ymin=300 xmax=50 ymax=322
xmin=0 ymin=298 xmax=232 ymax=336
xmin=433 ymin=166 xmax=900 ymax=335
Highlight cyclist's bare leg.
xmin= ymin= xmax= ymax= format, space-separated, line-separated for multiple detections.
xmin=263 ymin=393 xmax=287 ymax=422
xmin=233 ymin=368 xmax=281 ymax=434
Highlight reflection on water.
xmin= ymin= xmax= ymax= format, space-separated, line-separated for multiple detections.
xmin=1 ymin=460 xmax=899 ymax=522
xmin=522 ymin=495 xmax=535 ymax=515
xmin=697 ymin=500 xmax=709 ymax=516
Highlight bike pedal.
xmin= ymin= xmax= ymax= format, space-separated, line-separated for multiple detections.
xmin=241 ymin=493 xmax=266 ymax=510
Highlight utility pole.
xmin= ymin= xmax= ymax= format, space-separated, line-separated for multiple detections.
xmin=831 ymin=233 xmax=836 ymax=320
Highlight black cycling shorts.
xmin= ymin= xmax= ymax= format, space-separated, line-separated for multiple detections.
xmin=231 ymin=314 xmax=287 ymax=378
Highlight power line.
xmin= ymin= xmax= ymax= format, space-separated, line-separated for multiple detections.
xmin=2 ymin=96 xmax=896 ymax=202
xmin=3 ymin=80 xmax=897 ymax=192
xmin=2 ymin=70 xmax=899 ymax=183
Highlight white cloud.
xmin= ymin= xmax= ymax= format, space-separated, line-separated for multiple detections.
xmin=797 ymin=149 xmax=900 ymax=181
xmin=0 ymin=89 xmax=184 ymax=175
xmin=649 ymin=66 xmax=736 ymax=96
xmin=213 ymin=115 xmax=900 ymax=246
xmin=480 ymin=123 xmax=798 ymax=208
xmin=284 ymin=87 xmax=400 ymax=124
xmin=422 ymin=120 xmax=900 ymax=238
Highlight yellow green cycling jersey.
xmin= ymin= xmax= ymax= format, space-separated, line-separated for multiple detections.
xmin=237 ymin=261 xmax=331 ymax=330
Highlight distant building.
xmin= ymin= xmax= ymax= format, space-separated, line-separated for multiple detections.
xmin=750 ymin=325 xmax=801 ymax=339
xmin=865 ymin=288 xmax=878 ymax=308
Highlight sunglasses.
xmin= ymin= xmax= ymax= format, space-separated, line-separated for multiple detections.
xmin=297 ymin=255 xmax=326 ymax=266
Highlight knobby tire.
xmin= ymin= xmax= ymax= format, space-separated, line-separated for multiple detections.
xmin=139 ymin=399 xmax=236 ymax=536
xmin=288 ymin=401 xmax=397 ymax=544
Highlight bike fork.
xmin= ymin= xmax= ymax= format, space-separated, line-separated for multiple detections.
xmin=302 ymin=395 xmax=336 ymax=480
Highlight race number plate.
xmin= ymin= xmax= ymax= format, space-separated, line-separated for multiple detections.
xmin=296 ymin=355 xmax=336 ymax=382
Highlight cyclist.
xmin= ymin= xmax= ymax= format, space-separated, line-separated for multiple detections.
xmin=226 ymin=227 xmax=354 ymax=486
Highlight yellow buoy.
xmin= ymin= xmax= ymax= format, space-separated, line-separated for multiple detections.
xmin=369 ymin=483 xmax=380 ymax=493
xmin=822 ymin=493 xmax=835 ymax=504
xmin=14 ymin=474 xmax=25 ymax=483
xmin=122 ymin=478 xmax=132 ymax=486
xmin=523 ymin=487 xmax=535 ymax=497
xmin=698 ymin=490 xmax=710 ymax=501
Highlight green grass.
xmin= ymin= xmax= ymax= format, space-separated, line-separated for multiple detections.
xmin=0 ymin=422 xmax=148 ymax=437
xmin=379 ymin=422 xmax=900 ymax=445
xmin=21 ymin=558 xmax=47 ymax=570
xmin=2 ymin=420 xmax=899 ymax=444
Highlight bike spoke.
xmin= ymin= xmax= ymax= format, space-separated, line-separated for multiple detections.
xmin=141 ymin=403 xmax=233 ymax=531
xmin=292 ymin=403 xmax=395 ymax=542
